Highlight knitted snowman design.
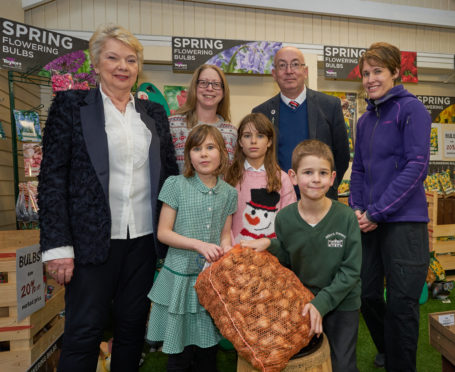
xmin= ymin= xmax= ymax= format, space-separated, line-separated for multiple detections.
xmin=238 ymin=188 xmax=280 ymax=241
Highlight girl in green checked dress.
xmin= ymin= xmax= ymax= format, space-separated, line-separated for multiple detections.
xmin=146 ymin=124 xmax=237 ymax=371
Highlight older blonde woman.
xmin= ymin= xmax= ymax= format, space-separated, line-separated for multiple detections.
xmin=169 ymin=64 xmax=237 ymax=173
xmin=38 ymin=24 xmax=177 ymax=371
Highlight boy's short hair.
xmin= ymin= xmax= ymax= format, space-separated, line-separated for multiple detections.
xmin=291 ymin=140 xmax=335 ymax=171
xmin=183 ymin=124 xmax=229 ymax=178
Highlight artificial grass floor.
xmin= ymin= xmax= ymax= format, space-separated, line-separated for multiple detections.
xmin=139 ymin=287 xmax=455 ymax=372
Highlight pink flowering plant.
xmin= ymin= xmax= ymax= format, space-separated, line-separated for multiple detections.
xmin=40 ymin=49 xmax=96 ymax=92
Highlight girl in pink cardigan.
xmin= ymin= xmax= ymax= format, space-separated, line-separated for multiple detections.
xmin=225 ymin=113 xmax=296 ymax=244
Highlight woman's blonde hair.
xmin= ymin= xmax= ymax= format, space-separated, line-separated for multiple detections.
xmin=176 ymin=64 xmax=231 ymax=128
xmin=89 ymin=24 xmax=144 ymax=73
xmin=225 ymin=113 xmax=282 ymax=193
xmin=183 ymin=125 xmax=229 ymax=178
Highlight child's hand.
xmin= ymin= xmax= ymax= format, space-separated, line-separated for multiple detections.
xmin=198 ymin=242 xmax=224 ymax=262
xmin=221 ymin=244 xmax=232 ymax=254
xmin=302 ymin=303 xmax=323 ymax=337
xmin=240 ymin=238 xmax=271 ymax=252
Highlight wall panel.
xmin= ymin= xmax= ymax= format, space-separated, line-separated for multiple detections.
xmin=233 ymin=7 xmax=246 ymax=40
xmin=71 ymin=0 xmax=84 ymax=30
xmin=21 ymin=0 xmax=455 ymax=54
xmin=214 ymin=4 xmax=226 ymax=38
xmin=129 ymin=0 xmax=141 ymax=34
xmin=57 ymin=0 xmax=70 ymax=30
xmin=371 ymin=0 xmax=448 ymax=9
xmin=106 ymin=0 xmax=118 ymax=24
xmin=44 ymin=1 xmax=58 ymax=29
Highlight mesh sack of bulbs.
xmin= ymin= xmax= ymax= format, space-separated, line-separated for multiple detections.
xmin=195 ymin=245 xmax=314 ymax=372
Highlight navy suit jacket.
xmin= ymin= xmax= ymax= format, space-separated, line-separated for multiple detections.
xmin=38 ymin=88 xmax=178 ymax=264
xmin=253 ymin=88 xmax=349 ymax=199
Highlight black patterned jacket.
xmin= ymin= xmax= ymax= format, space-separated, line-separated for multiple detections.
xmin=38 ymin=88 xmax=178 ymax=264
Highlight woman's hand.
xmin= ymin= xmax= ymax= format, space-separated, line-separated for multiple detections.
xmin=46 ymin=258 xmax=74 ymax=285
xmin=302 ymin=302 xmax=323 ymax=337
xmin=197 ymin=243 xmax=224 ymax=263
xmin=354 ymin=209 xmax=363 ymax=221
xmin=240 ymin=238 xmax=271 ymax=252
xmin=358 ymin=212 xmax=378 ymax=233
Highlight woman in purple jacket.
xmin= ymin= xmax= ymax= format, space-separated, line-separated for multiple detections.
xmin=349 ymin=42 xmax=431 ymax=372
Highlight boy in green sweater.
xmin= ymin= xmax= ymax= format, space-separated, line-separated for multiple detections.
xmin=242 ymin=139 xmax=361 ymax=372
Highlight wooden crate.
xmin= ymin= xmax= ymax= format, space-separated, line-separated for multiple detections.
xmin=429 ymin=311 xmax=455 ymax=366
xmin=426 ymin=192 xmax=455 ymax=274
xmin=0 ymin=230 xmax=65 ymax=372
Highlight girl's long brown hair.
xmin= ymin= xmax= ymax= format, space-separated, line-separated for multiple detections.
xmin=225 ymin=113 xmax=282 ymax=192
xmin=183 ymin=124 xmax=229 ymax=178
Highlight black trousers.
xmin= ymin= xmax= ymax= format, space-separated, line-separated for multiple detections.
xmin=360 ymin=223 xmax=429 ymax=372
xmin=323 ymin=310 xmax=359 ymax=372
xmin=58 ymin=234 xmax=156 ymax=372
xmin=167 ymin=345 xmax=218 ymax=372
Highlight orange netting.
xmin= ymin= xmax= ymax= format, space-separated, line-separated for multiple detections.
xmin=195 ymin=245 xmax=314 ymax=372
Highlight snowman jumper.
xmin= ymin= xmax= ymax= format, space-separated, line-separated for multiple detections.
xmin=146 ymin=174 xmax=237 ymax=354
xmin=231 ymin=167 xmax=296 ymax=244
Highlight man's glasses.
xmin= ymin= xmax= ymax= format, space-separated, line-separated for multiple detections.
xmin=275 ymin=62 xmax=306 ymax=71
xmin=197 ymin=80 xmax=223 ymax=90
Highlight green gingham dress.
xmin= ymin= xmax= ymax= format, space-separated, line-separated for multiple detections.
xmin=146 ymin=174 xmax=237 ymax=354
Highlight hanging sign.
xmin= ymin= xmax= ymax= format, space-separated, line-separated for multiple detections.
xmin=324 ymin=46 xmax=418 ymax=83
xmin=16 ymin=244 xmax=44 ymax=322
xmin=324 ymin=46 xmax=366 ymax=80
xmin=0 ymin=17 xmax=88 ymax=73
xmin=417 ymin=95 xmax=455 ymax=124
xmin=172 ymin=36 xmax=282 ymax=74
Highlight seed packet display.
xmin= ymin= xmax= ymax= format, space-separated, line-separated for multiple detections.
xmin=13 ymin=110 xmax=42 ymax=142
xmin=23 ymin=143 xmax=42 ymax=177
xmin=16 ymin=181 xmax=39 ymax=229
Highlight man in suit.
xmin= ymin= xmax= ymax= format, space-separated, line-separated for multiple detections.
xmin=253 ymin=46 xmax=349 ymax=199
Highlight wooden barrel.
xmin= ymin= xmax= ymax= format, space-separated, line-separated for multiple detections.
xmin=237 ymin=333 xmax=332 ymax=372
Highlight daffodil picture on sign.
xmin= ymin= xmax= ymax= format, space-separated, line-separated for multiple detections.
xmin=323 ymin=91 xmax=356 ymax=159
xmin=430 ymin=127 xmax=439 ymax=155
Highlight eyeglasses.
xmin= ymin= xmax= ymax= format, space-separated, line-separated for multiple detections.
xmin=197 ymin=80 xmax=223 ymax=90
xmin=275 ymin=62 xmax=306 ymax=71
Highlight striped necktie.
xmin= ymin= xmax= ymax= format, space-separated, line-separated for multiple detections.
xmin=289 ymin=100 xmax=299 ymax=109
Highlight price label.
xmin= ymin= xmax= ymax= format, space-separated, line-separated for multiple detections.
xmin=438 ymin=313 xmax=455 ymax=327
xmin=444 ymin=130 xmax=455 ymax=158
xmin=16 ymin=244 xmax=44 ymax=321
xmin=20 ymin=279 xmax=42 ymax=298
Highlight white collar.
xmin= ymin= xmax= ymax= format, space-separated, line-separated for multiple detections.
xmin=244 ymin=160 xmax=265 ymax=172
xmin=280 ymin=86 xmax=307 ymax=107
xmin=99 ymin=83 xmax=135 ymax=108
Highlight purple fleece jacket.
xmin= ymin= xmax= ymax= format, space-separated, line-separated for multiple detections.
xmin=349 ymin=85 xmax=431 ymax=223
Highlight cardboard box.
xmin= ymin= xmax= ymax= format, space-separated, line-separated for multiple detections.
xmin=429 ymin=311 xmax=455 ymax=366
